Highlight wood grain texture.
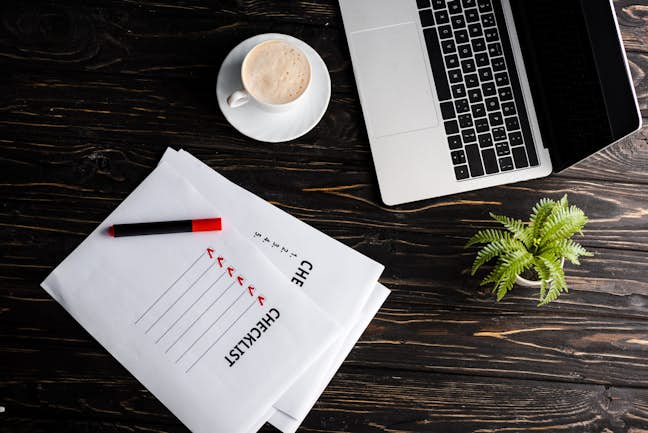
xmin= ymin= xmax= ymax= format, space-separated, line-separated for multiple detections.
xmin=2 ymin=1 xmax=648 ymax=432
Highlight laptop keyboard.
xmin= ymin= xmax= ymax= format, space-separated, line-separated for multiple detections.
xmin=417 ymin=0 xmax=539 ymax=180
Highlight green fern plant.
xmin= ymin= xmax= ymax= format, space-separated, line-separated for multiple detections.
xmin=465 ymin=195 xmax=592 ymax=305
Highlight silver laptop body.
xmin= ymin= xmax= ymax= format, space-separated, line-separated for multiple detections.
xmin=338 ymin=0 xmax=639 ymax=205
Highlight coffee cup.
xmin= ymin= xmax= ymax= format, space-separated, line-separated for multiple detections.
xmin=227 ymin=40 xmax=312 ymax=112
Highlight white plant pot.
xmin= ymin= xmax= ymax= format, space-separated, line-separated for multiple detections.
xmin=515 ymin=258 xmax=565 ymax=288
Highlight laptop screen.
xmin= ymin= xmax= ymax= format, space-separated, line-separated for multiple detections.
xmin=509 ymin=0 xmax=639 ymax=172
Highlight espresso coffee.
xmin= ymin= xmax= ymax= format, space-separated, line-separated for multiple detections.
xmin=242 ymin=40 xmax=311 ymax=105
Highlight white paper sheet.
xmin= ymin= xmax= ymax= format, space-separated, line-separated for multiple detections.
xmin=160 ymin=149 xmax=388 ymax=425
xmin=268 ymin=282 xmax=390 ymax=433
xmin=162 ymin=149 xmax=385 ymax=331
xmin=41 ymin=161 xmax=342 ymax=433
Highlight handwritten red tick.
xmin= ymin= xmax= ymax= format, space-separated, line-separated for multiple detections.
xmin=237 ymin=276 xmax=244 ymax=286
xmin=206 ymin=248 xmax=214 ymax=259
xmin=248 ymin=285 xmax=255 ymax=296
xmin=257 ymin=296 xmax=265 ymax=306
xmin=217 ymin=256 xmax=224 ymax=267
xmin=227 ymin=266 xmax=235 ymax=277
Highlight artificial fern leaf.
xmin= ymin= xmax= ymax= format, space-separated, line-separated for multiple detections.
xmin=492 ymin=249 xmax=533 ymax=300
xmin=559 ymin=194 xmax=569 ymax=209
xmin=529 ymin=198 xmax=556 ymax=242
xmin=541 ymin=239 xmax=592 ymax=265
xmin=538 ymin=256 xmax=567 ymax=306
xmin=465 ymin=229 xmax=510 ymax=248
xmin=471 ymin=238 xmax=525 ymax=275
xmin=489 ymin=213 xmax=531 ymax=246
xmin=480 ymin=259 xmax=509 ymax=286
xmin=533 ymin=258 xmax=551 ymax=301
xmin=539 ymin=205 xmax=588 ymax=245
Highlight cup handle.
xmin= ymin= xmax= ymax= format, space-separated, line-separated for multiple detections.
xmin=227 ymin=90 xmax=250 ymax=108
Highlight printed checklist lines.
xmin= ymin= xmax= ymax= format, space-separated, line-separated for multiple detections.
xmin=135 ymin=247 xmax=266 ymax=372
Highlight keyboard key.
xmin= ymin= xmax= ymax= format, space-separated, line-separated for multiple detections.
xmin=482 ymin=12 xmax=496 ymax=27
xmin=488 ymin=42 xmax=502 ymax=57
xmin=477 ymin=0 xmax=492 ymax=12
xmin=465 ymin=73 xmax=479 ymax=88
xmin=471 ymin=103 xmax=486 ymax=118
xmin=505 ymin=116 xmax=520 ymax=131
xmin=492 ymin=56 xmax=506 ymax=71
xmin=478 ymin=132 xmax=493 ymax=148
xmin=448 ymin=134 xmax=463 ymax=149
xmin=458 ymin=113 xmax=473 ymax=128
xmin=455 ymin=164 xmax=470 ymax=180
xmin=451 ymin=15 xmax=466 ymax=28
xmin=417 ymin=0 xmax=431 ymax=8
xmin=475 ymin=52 xmax=489 ymax=67
xmin=489 ymin=112 xmax=503 ymax=125
xmin=461 ymin=59 xmax=476 ymax=73
xmin=419 ymin=9 xmax=435 ymax=27
xmin=502 ymin=101 xmax=516 ymax=116
xmin=462 ymin=0 xmax=476 ymax=7
xmin=432 ymin=0 xmax=447 ymax=9
xmin=482 ymin=148 xmax=499 ymax=174
xmin=509 ymin=131 xmax=523 ymax=146
xmin=423 ymin=28 xmax=451 ymax=100
xmin=435 ymin=10 xmax=450 ymax=24
xmin=492 ymin=126 xmax=506 ymax=140
xmin=445 ymin=54 xmax=459 ymax=68
xmin=445 ymin=119 xmax=459 ymax=134
xmin=439 ymin=24 xmax=453 ymax=39
xmin=448 ymin=0 xmax=462 ymax=14
xmin=478 ymin=67 xmax=493 ymax=81
xmin=451 ymin=83 xmax=466 ymax=98
xmin=468 ymin=23 xmax=482 ymax=38
xmin=482 ymin=82 xmax=496 ymax=96
xmin=484 ymin=28 xmax=498 ymax=42
xmin=475 ymin=117 xmax=489 ymax=133
xmin=498 ymin=86 xmax=513 ymax=101
xmin=496 ymin=141 xmax=510 ymax=156
xmin=512 ymin=146 xmax=529 ymax=168
xmin=465 ymin=144 xmax=485 ymax=176
xmin=462 ymin=128 xmax=477 ymax=143
xmin=455 ymin=98 xmax=470 ymax=113
xmin=466 ymin=8 xmax=480 ymax=23
xmin=442 ymin=39 xmax=456 ymax=54
xmin=468 ymin=88 xmax=482 ymax=103
xmin=440 ymin=101 xmax=456 ymax=119
xmin=451 ymin=149 xmax=466 ymax=165
xmin=458 ymin=44 xmax=472 ymax=58
xmin=472 ymin=37 xmax=486 ymax=53
xmin=485 ymin=96 xmax=499 ymax=111
xmin=495 ymin=71 xmax=509 ymax=86
xmin=499 ymin=156 xmax=514 ymax=171
xmin=455 ymin=29 xmax=469 ymax=44
xmin=448 ymin=68 xmax=463 ymax=83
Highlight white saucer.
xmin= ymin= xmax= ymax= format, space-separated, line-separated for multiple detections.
xmin=216 ymin=34 xmax=331 ymax=143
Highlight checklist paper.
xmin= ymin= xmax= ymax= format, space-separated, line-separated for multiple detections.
xmin=42 ymin=149 xmax=389 ymax=433
xmin=161 ymin=149 xmax=389 ymax=432
xmin=41 ymin=162 xmax=342 ymax=433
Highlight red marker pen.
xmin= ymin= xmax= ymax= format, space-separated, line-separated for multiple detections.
xmin=108 ymin=218 xmax=222 ymax=237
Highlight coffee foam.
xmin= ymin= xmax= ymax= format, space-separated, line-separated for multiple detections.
xmin=242 ymin=40 xmax=311 ymax=105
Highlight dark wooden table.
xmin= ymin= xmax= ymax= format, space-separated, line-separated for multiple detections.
xmin=2 ymin=1 xmax=648 ymax=432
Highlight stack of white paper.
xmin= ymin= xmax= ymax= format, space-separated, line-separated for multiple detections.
xmin=41 ymin=148 xmax=389 ymax=433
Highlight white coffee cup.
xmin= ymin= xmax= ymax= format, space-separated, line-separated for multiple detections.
xmin=227 ymin=39 xmax=312 ymax=112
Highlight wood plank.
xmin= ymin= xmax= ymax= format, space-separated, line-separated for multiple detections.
xmin=2 ymin=368 xmax=648 ymax=432
xmin=2 ymin=138 xmax=648 ymax=255
xmin=2 ymin=61 xmax=648 ymax=186
xmin=3 ymin=245 xmax=648 ymax=390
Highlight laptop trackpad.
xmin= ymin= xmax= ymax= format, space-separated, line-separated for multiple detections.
xmin=351 ymin=23 xmax=438 ymax=138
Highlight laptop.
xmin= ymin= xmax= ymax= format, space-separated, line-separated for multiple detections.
xmin=338 ymin=0 xmax=641 ymax=205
